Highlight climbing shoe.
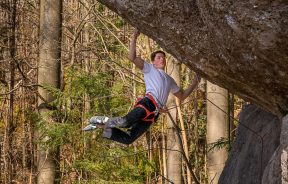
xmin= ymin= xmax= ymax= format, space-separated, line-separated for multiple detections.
xmin=89 ymin=116 xmax=109 ymax=125
xmin=82 ymin=123 xmax=98 ymax=131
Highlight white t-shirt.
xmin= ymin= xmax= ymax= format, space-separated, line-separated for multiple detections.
xmin=142 ymin=62 xmax=180 ymax=107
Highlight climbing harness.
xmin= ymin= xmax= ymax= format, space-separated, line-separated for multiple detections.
xmin=134 ymin=93 xmax=160 ymax=123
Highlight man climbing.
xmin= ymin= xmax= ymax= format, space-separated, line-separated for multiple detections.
xmin=83 ymin=28 xmax=200 ymax=145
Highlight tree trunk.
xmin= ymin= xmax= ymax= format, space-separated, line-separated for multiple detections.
xmin=166 ymin=59 xmax=182 ymax=184
xmin=162 ymin=119 xmax=168 ymax=183
xmin=176 ymin=97 xmax=192 ymax=184
xmin=3 ymin=0 xmax=17 ymax=182
xmin=37 ymin=0 xmax=62 ymax=183
xmin=206 ymin=81 xmax=228 ymax=183
xmin=82 ymin=0 xmax=92 ymax=154
xmin=228 ymin=93 xmax=235 ymax=148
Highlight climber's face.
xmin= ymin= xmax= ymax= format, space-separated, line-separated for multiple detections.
xmin=153 ymin=53 xmax=166 ymax=70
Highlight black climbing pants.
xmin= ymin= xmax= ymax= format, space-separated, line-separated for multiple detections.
xmin=102 ymin=97 xmax=159 ymax=145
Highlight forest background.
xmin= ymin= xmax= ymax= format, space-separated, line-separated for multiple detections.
xmin=0 ymin=0 xmax=244 ymax=183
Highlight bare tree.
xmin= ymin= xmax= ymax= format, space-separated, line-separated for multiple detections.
xmin=2 ymin=0 xmax=17 ymax=183
xmin=37 ymin=0 xmax=62 ymax=183
xmin=206 ymin=82 xmax=229 ymax=183
xmin=166 ymin=59 xmax=182 ymax=184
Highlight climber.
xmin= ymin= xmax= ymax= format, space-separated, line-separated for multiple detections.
xmin=83 ymin=28 xmax=200 ymax=145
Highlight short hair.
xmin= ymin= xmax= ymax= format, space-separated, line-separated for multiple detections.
xmin=150 ymin=50 xmax=166 ymax=61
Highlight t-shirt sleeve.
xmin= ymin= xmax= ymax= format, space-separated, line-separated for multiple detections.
xmin=170 ymin=78 xmax=181 ymax=94
xmin=142 ymin=61 xmax=152 ymax=73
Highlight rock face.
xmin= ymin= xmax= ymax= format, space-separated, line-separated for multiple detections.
xmin=262 ymin=115 xmax=288 ymax=184
xmin=219 ymin=104 xmax=281 ymax=184
xmin=97 ymin=0 xmax=288 ymax=117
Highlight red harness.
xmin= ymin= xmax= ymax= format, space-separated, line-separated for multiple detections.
xmin=134 ymin=93 xmax=159 ymax=123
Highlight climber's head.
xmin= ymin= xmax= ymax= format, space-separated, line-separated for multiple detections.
xmin=151 ymin=50 xmax=166 ymax=70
